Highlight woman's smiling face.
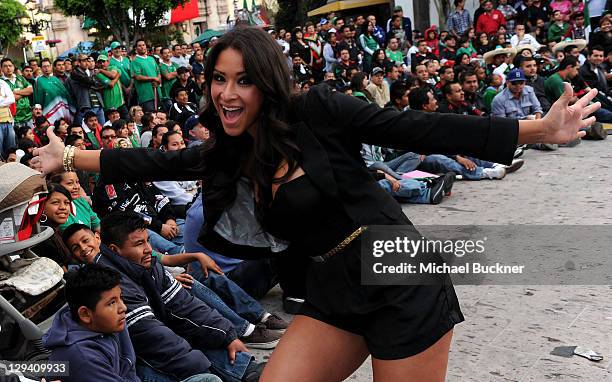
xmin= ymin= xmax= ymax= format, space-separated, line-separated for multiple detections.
xmin=45 ymin=191 xmax=71 ymax=225
xmin=210 ymin=48 xmax=264 ymax=137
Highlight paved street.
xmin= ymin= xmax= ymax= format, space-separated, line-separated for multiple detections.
xmin=255 ymin=138 xmax=612 ymax=381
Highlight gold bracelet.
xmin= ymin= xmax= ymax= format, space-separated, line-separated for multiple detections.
xmin=62 ymin=145 xmax=76 ymax=172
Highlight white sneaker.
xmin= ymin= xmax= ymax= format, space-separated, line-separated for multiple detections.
xmin=482 ymin=166 xmax=506 ymax=179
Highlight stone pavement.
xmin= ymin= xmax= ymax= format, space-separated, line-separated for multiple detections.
xmin=254 ymin=139 xmax=612 ymax=381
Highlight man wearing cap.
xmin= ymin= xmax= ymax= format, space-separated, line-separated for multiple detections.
xmin=95 ymin=55 xmax=128 ymax=121
xmin=386 ymin=6 xmax=412 ymax=45
xmin=491 ymin=68 xmax=542 ymax=120
xmin=366 ymin=67 xmax=390 ymax=108
xmin=185 ymin=115 xmax=210 ymax=148
xmin=170 ymin=67 xmax=201 ymax=105
xmin=109 ymin=42 xmax=132 ymax=95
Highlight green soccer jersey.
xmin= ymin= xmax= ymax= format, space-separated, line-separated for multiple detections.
xmin=2 ymin=74 xmax=32 ymax=123
xmin=159 ymin=61 xmax=178 ymax=100
xmin=96 ymin=65 xmax=124 ymax=110
xmin=131 ymin=55 xmax=161 ymax=104
xmin=110 ymin=55 xmax=132 ymax=87
xmin=544 ymin=73 xmax=565 ymax=101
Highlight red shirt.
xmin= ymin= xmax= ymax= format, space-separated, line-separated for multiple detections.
xmin=476 ymin=10 xmax=507 ymax=35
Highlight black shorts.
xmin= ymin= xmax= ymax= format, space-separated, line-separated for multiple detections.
xmin=298 ymin=240 xmax=464 ymax=360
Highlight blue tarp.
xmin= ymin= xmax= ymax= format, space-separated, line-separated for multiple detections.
xmin=58 ymin=41 xmax=95 ymax=59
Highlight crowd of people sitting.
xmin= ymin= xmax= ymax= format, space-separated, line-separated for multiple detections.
xmin=1 ymin=1 xmax=612 ymax=381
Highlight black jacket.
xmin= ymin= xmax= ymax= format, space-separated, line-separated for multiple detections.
xmin=526 ymin=75 xmax=551 ymax=112
xmin=99 ymin=85 xmax=518 ymax=258
xmin=92 ymin=181 xmax=176 ymax=234
xmin=579 ymin=62 xmax=610 ymax=96
xmin=95 ymin=246 xmax=236 ymax=380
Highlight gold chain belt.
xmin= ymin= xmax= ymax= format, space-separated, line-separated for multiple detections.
xmin=311 ymin=226 xmax=368 ymax=263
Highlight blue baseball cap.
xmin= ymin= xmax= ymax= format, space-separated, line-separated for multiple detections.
xmin=507 ymin=68 xmax=526 ymax=82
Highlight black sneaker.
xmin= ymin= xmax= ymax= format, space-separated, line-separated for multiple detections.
xmin=241 ymin=324 xmax=281 ymax=349
xmin=504 ymin=159 xmax=524 ymax=174
xmin=261 ymin=313 xmax=289 ymax=332
xmin=242 ymin=361 xmax=266 ymax=382
xmin=441 ymin=172 xmax=455 ymax=196
xmin=428 ymin=176 xmax=447 ymax=205
xmin=584 ymin=122 xmax=607 ymax=140
xmin=283 ymin=296 xmax=304 ymax=315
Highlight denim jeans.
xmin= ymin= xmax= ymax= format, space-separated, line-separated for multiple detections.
xmin=185 ymin=194 xmax=278 ymax=298
xmin=148 ymin=218 xmax=185 ymax=254
xmin=191 ymin=267 xmax=265 ymax=324
xmin=75 ymin=107 xmax=106 ymax=126
xmin=137 ymin=350 xmax=252 ymax=382
xmin=594 ymin=107 xmax=612 ymax=123
xmin=137 ymin=366 xmax=222 ymax=382
xmin=0 ymin=122 xmax=16 ymax=159
xmin=189 ymin=278 xmax=251 ymax=336
xmin=378 ymin=179 xmax=430 ymax=204
xmin=420 ymin=154 xmax=494 ymax=180
xmin=384 ymin=151 xmax=422 ymax=174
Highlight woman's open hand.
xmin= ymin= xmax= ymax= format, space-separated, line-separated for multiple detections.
xmin=541 ymin=84 xmax=600 ymax=144
xmin=31 ymin=127 xmax=65 ymax=174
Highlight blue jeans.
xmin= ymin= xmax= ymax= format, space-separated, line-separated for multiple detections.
xmin=148 ymin=219 xmax=185 ymax=254
xmin=185 ymin=194 xmax=277 ymax=298
xmin=0 ymin=122 xmax=16 ymax=159
xmin=420 ymin=154 xmax=494 ymax=180
xmin=594 ymin=108 xmax=612 ymax=123
xmin=189 ymin=278 xmax=251 ymax=336
xmin=191 ymin=268 xmax=265 ymax=325
xmin=378 ymin=179 xmax=430 ymax=204
xmin=137 ymin=366 xmax=222 ymax=382
xmin=75 ymin=107 xmax=106 ymax=126
xmin=185 ymin=195 xmax=243 ymax=273
xmin=137 ymin=350 xmax=252 ymax=382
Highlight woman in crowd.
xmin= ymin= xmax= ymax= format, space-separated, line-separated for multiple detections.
xmin=139 ymin=112 xmax=157 ymax=147
xmin=475 ymin=32 xmax=491 ymax=56
xmin=370 ymin=49 xmax=389 ymax=72
xmin=50 ymin=171 xmax=100 ymax=232
xmin=289 ymin=27 xmax=312 ymax=68
xmin=32 ymin=26 xmax=601 ymax=382
xmin=358 ymin=21 xmax=379 ymax=73
xmin=31 ymin=184 xmax=73 ymax=267
xmin=349 ymin=72 xmax=374 ymax=103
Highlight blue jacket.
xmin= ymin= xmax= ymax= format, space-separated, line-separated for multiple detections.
xmin=43 ymin=306 xmax=140 ymax=382
xmin=94 ymin=246 xmax=237 ymax=381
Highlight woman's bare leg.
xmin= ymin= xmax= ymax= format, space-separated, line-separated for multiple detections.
xmin=260 ymin=315 xmax=370 ymax=382
xmin=371 ymin=329 xmax=453 ymax=382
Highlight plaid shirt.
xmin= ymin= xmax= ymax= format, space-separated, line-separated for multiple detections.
xmin=497 ymin=5 xmax=517 ymax=31
xmin=447 ymin=9 xmax=471 ymax=36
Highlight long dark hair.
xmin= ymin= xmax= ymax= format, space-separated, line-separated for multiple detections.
xmin=199 ymin=25 xmax=301 ymax=226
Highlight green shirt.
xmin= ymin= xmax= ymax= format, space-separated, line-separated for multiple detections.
xmin=59 ymin=197 xmax=101 ymax=231
xmin=544 ymin=73 xmax=565 ymax=101
xmin=96 ymin=65 xmax=124 ymax=110
xmin=385 ymin=49 xmax=404 ymax=66
xmin=2 ymin=74 xmax=32 ymax=123
xmin=110 ymin=55 xmax=132 ymax=87
xmin=131 ymin=55 xmax=161 ymax=104
xmin=548 ymin=23 xmax=570 ymax=43
xmin=159 ymin=61 xmax=178 ymax=100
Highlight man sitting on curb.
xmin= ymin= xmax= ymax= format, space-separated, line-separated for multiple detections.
xmin=43 ymin=264 xmax=221 ymax=382
xmin=92 ymin=211 xmax=264 ymax=382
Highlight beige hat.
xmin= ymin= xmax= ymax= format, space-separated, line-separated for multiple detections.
xmin=516 ymin=44 xmax=536 ymax=55
xmin=483 ymin=46 xmax=517 ymax=64
xmin=553 ymin=38 xmax=587 ymax=53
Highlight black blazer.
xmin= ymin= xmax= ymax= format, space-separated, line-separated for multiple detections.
xmin=100 ymin=85 xmax=518 ymax=257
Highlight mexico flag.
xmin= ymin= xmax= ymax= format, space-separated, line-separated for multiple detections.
xmin=159 ymin=0 xmax=199 ymax=25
